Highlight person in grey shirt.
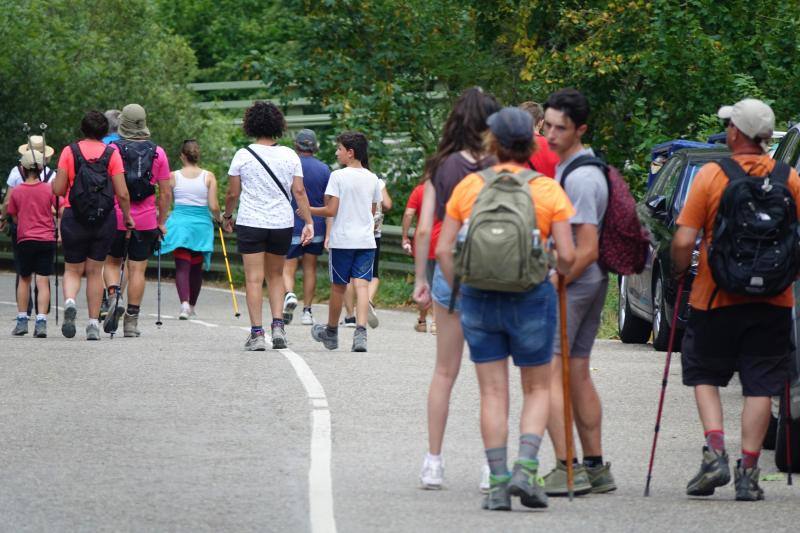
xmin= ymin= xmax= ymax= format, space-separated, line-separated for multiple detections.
xmin=540 ymin=88 xmax=615 ymax=496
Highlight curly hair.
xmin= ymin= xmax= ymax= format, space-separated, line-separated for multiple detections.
xmin=242 ymin=101 xmax=286 ymax=139
xmin=81 ymin=110 xmax=109 ymax=140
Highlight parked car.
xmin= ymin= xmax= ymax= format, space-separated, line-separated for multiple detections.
xmin=618 ymin=146 xmax=730 ymax=351
xmin=773 ymin=123 xmax=800 ymax=169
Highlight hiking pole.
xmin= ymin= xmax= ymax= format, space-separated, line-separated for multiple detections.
xmin=218 ymin=224 xmax=241 ymax=318
xmin=785 ymin=380 xmax=793 ymax=485
xmin=155 ymin=230 xmax=162 ymax=327
xmin=42 ymin=123 xmax=58 ymax=324
xmin=644 ymin=275 xmax=686 ymax=497
xmin=557 ymin=273 xmax=576 ymax=501
xmin=107 ymin=232 xmax=131 ymax=339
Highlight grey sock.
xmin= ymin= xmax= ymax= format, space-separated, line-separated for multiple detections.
xmin=485 ymin=447 xmax=508 ymax=476
xmin=518 ymin=433 xmax=543 ymax=462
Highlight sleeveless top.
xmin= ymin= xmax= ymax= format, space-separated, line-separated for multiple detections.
xmin=174 ymin=169 xmax=209 ymax=207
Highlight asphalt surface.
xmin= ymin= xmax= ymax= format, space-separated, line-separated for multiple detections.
xmin=0 ymin=271 xmax=796 ymax=532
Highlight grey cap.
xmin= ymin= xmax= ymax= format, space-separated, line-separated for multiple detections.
xmin=295 ymin=129 xmax=318 ymax=152
xmin=487 ymin=107 xmax=534 ymax=148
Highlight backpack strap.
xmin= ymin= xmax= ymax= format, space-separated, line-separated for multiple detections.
xmin=716 ymin=158 xmax=749 ymax=183
xmin=560 ymin=155 xmax=606 ymax=189
xmin=71 ymin=143 xmax=85 ymax=174
xmin=769 ymin=161 xmax=791 ymax=184
xmin=244 ymin=146 xmax=291 ymax=202
xmin=478 ymin=168 xmax=540 ymax=187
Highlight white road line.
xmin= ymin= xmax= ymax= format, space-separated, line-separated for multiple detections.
xmin=280 ymin=348 xmax=337 ymax=533
xmin=203 ymin=286 xmax=247 ymax=297
xmin=147 ymin=313 xmax=175 ymax=319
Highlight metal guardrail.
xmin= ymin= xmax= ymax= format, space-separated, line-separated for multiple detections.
xmin=0 ymin=224 xmax=414 ymax=276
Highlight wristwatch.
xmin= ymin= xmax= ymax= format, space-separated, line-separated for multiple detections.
xmin=222 ymin=213 xmax=233 ymax=220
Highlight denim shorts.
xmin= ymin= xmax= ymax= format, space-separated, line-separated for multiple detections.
xmin=460 ymin=282 xmax=557 ymax=367
xmin=431 ymin=263 xmax=460 ymax=312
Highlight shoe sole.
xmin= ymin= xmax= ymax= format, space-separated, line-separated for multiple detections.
xmin=62 ymin=306 xmax=77 ymax=338
xmin=311 ymin=328 xmax=338 ymax=350
xmin=34 ymin=331 xmax=47 ymax=338
xmin=246 ymin=345 xmax=267 ymax=351
xmin=179 ymin=316 xmax=188 ymax=321
xmin=103 ymin=307 xmax=124 ymax=334
xmin=420 ymin=481 xmax=443 ymax=490
xmin=508 ymin=484 xmax=548 ymax=509
xmin=352 ymin=346 xmax=367 ymax=352
xmin=273 ymin=338 xmax=287 ymax=349
xmin=367 ymin=305 xmax=379 ymax=328
xmin=123 ymin=332 xmax=140 ymax=338
xmin=283 ymin=299 xmax=297 ymax=324
xmin=687 ymin=472 xmax=730 ymax=496
xmin=545 ymin=485 xmax=593 ymax=497
xmin=590 ymin=482 xmax=618 ymax=494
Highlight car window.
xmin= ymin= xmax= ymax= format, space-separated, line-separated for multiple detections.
xmin=775 ymin=128 xmax=800 ymax=170
xmin=672 ymin=162 xmax=705 ymax=215
xmin=647 ymin=157 xmax=681 ymax=201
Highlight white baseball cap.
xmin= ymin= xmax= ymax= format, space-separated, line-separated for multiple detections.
xmin=717 ymin=98 xmax=775 ymax=151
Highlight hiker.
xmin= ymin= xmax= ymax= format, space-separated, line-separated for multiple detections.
xmin=52 ymin=110 xmax=134 ymax=340
xmin=223 ymin=101 xmax=314 ymax=351
xmin=282 ymin=129 xmax=331 ymax=326
xmin=102 ymin=103 xmax=172 ymax=338
xmin=308 ymin=131 xmax=381 ymax=353
xmin=437 ymin=106 xmax=576 ymax=510
xmin=102 ymin=109 xmax=121 ymax=144
xmin=519 ymin=101 xmax=559 ymax=178
xmin=402 ymin=180 xmax=438 ymax=333
xmin=159 ymin=140 xmax=220 ymax=319
xmin=671 ymin=98 xmax=800 ymax=501
xmin=541 ymin=88 xmax=616 ymax=495
xmin=7 ymin=149 xmax=55 ymax=338
xmin=341 ymin=177 xmax=391 ymax=328
xmin=412 ymin=87 xmax=500 ymax=491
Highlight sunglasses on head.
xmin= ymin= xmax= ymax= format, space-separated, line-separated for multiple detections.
xmin=721 ymin=118 xmax=731 ymax=129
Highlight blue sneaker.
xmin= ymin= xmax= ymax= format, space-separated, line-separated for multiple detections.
xmin=34 ymin=319 xmax=47 ymax=338
xmin=12 ymin=316 xmax=29 ymax=336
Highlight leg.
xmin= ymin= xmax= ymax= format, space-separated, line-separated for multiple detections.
xmin=520 ymin=364 xmax=551 ymax=437
xmin=35 ymin=275 xmax=50 ymax=315
xmin=695 ymin=385 xmax=725 ymax=434
xmin=84 ymin=259 xmax=105 ymax=318
xmin=343 ymin=283 xmax=355 ymax=319
xmin=63 ymin=261 xmax=85 ymax=302
xmin=104 ymin=256 xmax=122 ymax=293
xmin=126 ymin=259 xmax=148 ymax=306
xmin=301 ymin=254 xmax=318 ymax=307
xmin=264 ymin=253 xmax=287 ymax=321
xmin=475 ymin=358 xmax=510 ymax=450
xmin=327 ymin=283 xmax=347 ymax=327
xmin=547 ymin=355 xmax=568 ymax=460
xmin=17 ymin=275 xmax=32 ymax=314
xmin=741 ymin=396 xmax=771 ymax=452
xmin=570 ymin=357 xmax=603 ymax=457
xmin=174 ymin=257 xmax=191 ymax=303
xmin=242 ymin=252 xmax=266 ymax=327
xmin=426 ymin=302 xmax=465 ymax=454
xmin=283 ymin=257 xmax=299 ymax=295
xmin=189 ymin=259 xmax=203 ymax=306
xmin=353 ymin=278 xmax=370 ymax=328
xmin=368 ymin=276 xmax=380 ymax=302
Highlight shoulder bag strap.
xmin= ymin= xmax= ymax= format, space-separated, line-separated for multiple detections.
xmin=245 ymin=146 xmax=291 ymax=202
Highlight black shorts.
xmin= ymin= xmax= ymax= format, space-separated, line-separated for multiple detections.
xmin=15 ymin=240 xmax=56 ymax=277
xmin=681 ymin=303 xmax=793 ymax=396
xmin=372 ymin=237 xmax=381 ymax=278
xmin=60 ymin=208 xmax=116 ymax=263
xmin=109 ymin=229 xmax=159 ymax=261
xmin=236 ymin=225 xmax=292 ymax=255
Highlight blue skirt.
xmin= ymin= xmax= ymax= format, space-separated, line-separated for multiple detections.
xmin=158 ymin=205 xmax=214 ymax=270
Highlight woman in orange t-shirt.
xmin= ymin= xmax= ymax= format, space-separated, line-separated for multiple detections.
xmin=437 ymin=107 xmax=575 ymax=510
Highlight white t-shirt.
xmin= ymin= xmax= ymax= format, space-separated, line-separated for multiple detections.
xmin=7 ymin=165 xmax=55 ymax=188
xmin=227 ymin=144 xmax=302 ymax=229
xmin=374 ymin=179 xmax=386 ymax=238
xmin=326 ymin=167 xmax=382 ymax=249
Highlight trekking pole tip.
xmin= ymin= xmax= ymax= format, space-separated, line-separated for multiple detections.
xmin=235 ymin=312 xmax=241 ymax=318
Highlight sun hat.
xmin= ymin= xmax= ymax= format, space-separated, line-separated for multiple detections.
xmin=17 ymin=135 xmax=54 ymax=158
xmin=19 ymin=149 xmax=45 ymax=170
xmin=118 ymin=103 xmax=151 ymax=140
xmin=718 ymin=99 xmax=775 ymax=151
xmin=487 ymin=107 xmax=534 ymax=149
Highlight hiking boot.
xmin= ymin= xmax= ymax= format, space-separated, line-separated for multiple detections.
xmin=272 ymin=324 xmax=287 ymax=349
xmin=283 ymin=292 xmax=298 ymax=324
xmin=103 ymin=305 xmax=124 ymax=334
xmin=419 ymin=455 xmax=444 ymax=490
xmin=62 ymin=302 xmax=77 ymax=338
xmin=734 ymin=460 xmax=764 ymax=501
xmin=123 ymin=312 xmax=141 ymax=337
xmin=86 ymin=322 xmax=100 ymax=341
xmin=544 ymin=462 xmax=593 ymax=496
xmin=586 ymin=462 xmax=617 ymax=493
xmin=482 ymin=474 xmax=512 ymax=511
xmin=414 ymin=319 xmax=427 ymax=333
xmin=352 ymin=327 xmax=367 ymax=352
xmin=12 ymin=316 xmax=29 ymax=336
xmin=33 ymin=319 xmax=47 ymax=338
xmin=508 ymin=459 xmax=548 ymax=508
xmin=311 ymin=324 xmax=338 ymax=350
xmin=301 ymin=309 xmax=314 ymax=325
xmin=244 ymin=331 xmax=267 ymax=351
xmin=367 ymin=301 xmax=379 ymax=328
xmin=686 ymin=447 xmax=731 ymax=496
xmin=341 ymin=316 xmax=356 ymax=328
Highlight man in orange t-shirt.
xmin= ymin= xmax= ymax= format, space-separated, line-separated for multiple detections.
xmin=672 ymin=98 xmax=800 ymax=501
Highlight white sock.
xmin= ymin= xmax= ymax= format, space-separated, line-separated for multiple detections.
xmin=17 ymin=312 xmax=27 ymax=319
xmin=36 ymin=314 xmax=46 ymax=321
xmin=88 ymin=318 xmax=99 ymax=326
xmin=65 ymin=298 xmax=76 ymax=306
xmin=426 ymin=452 xmax=443 ymax=463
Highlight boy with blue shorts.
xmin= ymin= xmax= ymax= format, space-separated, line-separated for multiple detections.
xmin=309 ymin=131 xmax=381 ymax=352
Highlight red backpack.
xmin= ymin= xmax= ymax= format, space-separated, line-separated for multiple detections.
xmin=561 ymin=155 xmax=650 ymax=275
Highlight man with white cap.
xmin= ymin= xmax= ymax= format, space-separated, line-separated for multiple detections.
xmin=672 ymin=98 xmax=800 ymax=501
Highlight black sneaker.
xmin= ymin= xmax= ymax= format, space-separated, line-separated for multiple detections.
xmin=686 ymin=446 xmax=731 ymax=496
xmin=734 ymin=460 xmax=764 ymax=501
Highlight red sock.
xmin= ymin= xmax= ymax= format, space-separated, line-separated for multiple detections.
xmin=704 ymin=429 xmax=725 ymax=453
xmin=741 ymin=449 xmax=760 ymax=469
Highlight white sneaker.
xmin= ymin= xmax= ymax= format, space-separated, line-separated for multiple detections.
xmin=479 ymin=464 xmax=491 ymax=494
xmin=179 ymin=302 xmax=190 ymax=320
xmin=367 ymin=301 xmax=379 ymax=329
xmin=301 ymin=309 xmax=313 ymax=325
xmin=283 ymin=292 xmax=298 ymax=324
xmin=419 ymin=454 xmax=444 ymax=490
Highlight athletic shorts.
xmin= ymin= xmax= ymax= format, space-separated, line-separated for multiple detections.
xmin=329 ymin=248 xmax=375 ymax=286
xmin=287 ymin=239 xmax=325 ymax=259
xmin=681 ymin=303 xmax=793 ymax=397
xmin=15 ymin=240 xmax=55 ymax=277
xmin=431 ymin=262 xmax=460 ymax=312
xmin=60 ymin=208 xmax=117 ymax=263
xmin=372 ymin=237 xmax=381 ymax=278
xmin=461 ymin=282 xmax=557 ymax=367
xmin=109 ymin=229 xmax=159 ymax=261
xmin=553 ymin=277 xmax=609 ymax=358
xmin=236 ymin=225 xmax=292 ymax=255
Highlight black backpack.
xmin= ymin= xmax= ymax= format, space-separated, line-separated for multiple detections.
xmin=113 ymin=139 xmax=157 ymax=202
xmin=69 ymin=143 xmax=115 ymax=224
xmin=708 ymin=158 xmax=800 ymax=301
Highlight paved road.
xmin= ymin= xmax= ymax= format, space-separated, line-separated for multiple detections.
xmin=0 ymin=272 xmax=796 ymax=532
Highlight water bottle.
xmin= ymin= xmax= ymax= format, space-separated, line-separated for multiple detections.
xmin=457 ymin=219 xmax=470 ymax=244
xmin=531 ymin=228 xmax=541 ymax=248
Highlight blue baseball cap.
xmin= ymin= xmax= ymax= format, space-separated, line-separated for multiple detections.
xmin=487 ymin=107 xmax=534 ymax=148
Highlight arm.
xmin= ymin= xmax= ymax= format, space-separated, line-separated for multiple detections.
xmin=308 ymin=195 xmax=340 ymax=218
xmin=670 ymin=225 xmax=699 ymax=276
xmin=381 ymin=185 xmax=392 ymax=211
xmin=52 ymin=168 xmax=68 ymax=197
xmin=110 ymin=172 xmax=135 ymax=229
xmin=157 ymin=178 xmax=172 ymax=234
xmin=324 ymin=216 xmax=332 ymax=250
xmin=223 ymin=175 xmax=241 ymax=232
xmin=413 ymin=180 xmax=436 ymax=304
xmin=401 ymin=207 xmax=417 ymax=254
xmin=291 ymin=175 xmax=314 ymax=245
xmin=206 ymin=172 xmax=221 ymax=221
xmin=435 ymin=214 xmax=460 ymax=287
xmin=563 ymin=223 xmax=598 ymax=284
xmin=550 ymin=220 xmax=576 ymax=275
